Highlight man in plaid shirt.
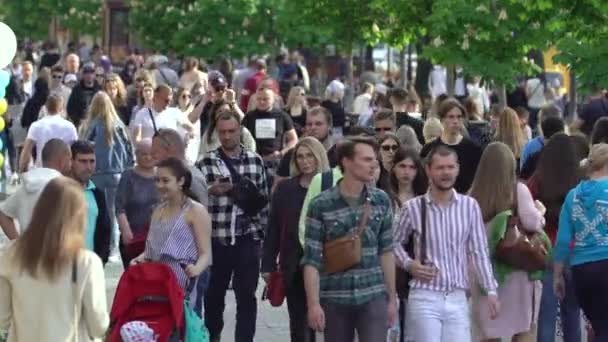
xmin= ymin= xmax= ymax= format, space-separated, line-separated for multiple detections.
xmin=198 ymin=111 xmax=268 ymax=342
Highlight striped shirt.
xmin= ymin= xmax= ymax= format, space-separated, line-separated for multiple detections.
xmin=301 ymin=184 xmax=394 ymax=305
xmin=394 ymin=190 xmax=497 ymax=293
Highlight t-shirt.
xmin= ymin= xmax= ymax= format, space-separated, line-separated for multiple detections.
xmin=242 ymin=108 xmax=294 ymax=157
xmin=321 ymin=100 xmax=346 ymax=128
xmin=420 ymin=137 xmax=482 ymax=193
xmin=130 ymin=106 xmax=185 ymax=140
xmin=26 ymin=115 xmax=78 ymax=167
xmin=579 ymin=97 xmax=608 ymax=136
xmin=395 ymin=112 xmax=424 ymax=144
xmin=526 ymin=78 xmax=546 ymax=109
xmin=84 ymin=181 xmax=99 ymax=251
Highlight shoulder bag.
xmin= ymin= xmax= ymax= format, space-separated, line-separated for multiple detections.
xmin=322 ymin=198 xmax=371 ymax=274
xmin=217 ymin=149 xmax=268 ymax=216
xmin=495 ymin=182 xmax=549 ymax=272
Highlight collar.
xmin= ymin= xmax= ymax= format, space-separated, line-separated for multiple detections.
xmin=85 ymin=180 xmax=96 ymax=191
xmin=330 ymin=179 xmax=375 ymax=206
xmin=424 ymin=189 xmax=459 ymax=205
xmin=216 ymin=144 xmax=247 ymax=159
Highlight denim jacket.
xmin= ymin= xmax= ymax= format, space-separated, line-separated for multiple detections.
xmin=85 ymin=118 xmax=134 ymax=175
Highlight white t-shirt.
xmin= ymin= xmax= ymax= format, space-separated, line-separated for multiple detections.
xmin=526 ymin=78 xmax=546 ymax=109
xmin=26 ymin=115 xmax=78 ymax=167
xmin=130 ymin=106 xmax=187 ymax=140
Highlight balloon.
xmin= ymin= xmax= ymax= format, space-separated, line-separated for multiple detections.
xmin=0 ymin=23 xmax=17 ymax=69
xmin=0 ymin=153 xmax=5 ymax=168
xmin=0 ymin=117 xmax=6 ymax=132
xmin=0 ymin=139 xmax=4 ymax=151
xmin=0 ymin=88 xmax=4 ymax=99
xmin=0 ymin=99 xmax=6 ymax=116
xmin=0 ymin=70 xmax=9 ymax=88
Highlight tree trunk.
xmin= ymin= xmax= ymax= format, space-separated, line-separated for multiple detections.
xmin=400 ymin=46 xmax=407 ymax=87
xmin=407 ymin=44 xmax=413 ymax=85
xmin=414 ymin=42 xmax=432 ymax=98
xmin=496 ymin=84 xmax=508 ymax=109
xmin=446 ymin=65 xmax=455 ymax=97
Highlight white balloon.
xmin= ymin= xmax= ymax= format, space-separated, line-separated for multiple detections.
xmin=0 ymin=22 xmax=17 ymax=69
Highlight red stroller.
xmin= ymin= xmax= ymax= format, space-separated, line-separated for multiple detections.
xmin=108 ymin=263 xmax=186 ymax=342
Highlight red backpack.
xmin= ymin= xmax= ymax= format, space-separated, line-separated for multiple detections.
xmin=108 ymin=263 xmax=185 ymax=342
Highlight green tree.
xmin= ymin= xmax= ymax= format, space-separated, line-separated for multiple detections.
xmin=423 ymin=0 xmax=559 ymax=104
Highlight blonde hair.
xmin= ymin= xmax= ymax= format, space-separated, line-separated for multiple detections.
xmin=423 ymin=117 xmax=443 ymax=143
xmin=289 ymin=137 xmax=330 ymax=177
xmin=494 ymin=107 xmax=525 ymax=158
xmin=12 ymin=177 xmax=86 ymax=280
xmin=585 ymin=143 xmax=608 ymax=174
xmin=285 ymin=86 xmax=308 ymax=111
xmin=81 ymin=92 xmax=123 ymax=145
xmin=469 ymin=142 xmax=517 ymax=222
xmin=104 ymin=73 xmax=128 ymax=107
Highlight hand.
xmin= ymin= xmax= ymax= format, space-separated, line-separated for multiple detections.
xmin=209 ymin=181 xmax=233 ymax=196
xmin=130 ymin=255 xmax=145 ymax=265
xmin=387 ymin=299 xmax=398 ymax=327
xmin=224 ymin=89 xmax=236 ymax=103
xmin=184 ymin=263 xmax=204 ymax=278
xmin=487 ymin=294 xmax=501 ymax=319
xmin=261 ymin=272 xmax=270 ymax=283
xmin=535 ymin=200 xmax=547 ymax=216
xmin=408 ymin=260 xmax=437 ymax=282
xmin=554 ymin=273 xmax=566 ymax=301
xmin=121 ymin=228 xmax=134 ymax=244
xmin=307 ymin=304 xmax=325 ymax=332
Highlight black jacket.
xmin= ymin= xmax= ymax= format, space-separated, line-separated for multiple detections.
xmin=21 ymin=78 xmax=49 ymax=129
xmin=67 ymin=81 xmax=101 ymax=128
xmin=92 ymin=187 xmax=112 ymax=265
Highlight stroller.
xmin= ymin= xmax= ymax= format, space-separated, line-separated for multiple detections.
xmin=108 ymin=263 xmax=186 ymax=342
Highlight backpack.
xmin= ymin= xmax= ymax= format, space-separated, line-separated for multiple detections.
xmin=108 ymin=263 xmax=185 ymax=342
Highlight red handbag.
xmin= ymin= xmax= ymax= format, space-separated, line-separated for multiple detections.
xmin=264 ymin=218 xmax=287 ymax=307
xmin=125 ymin=224 xmax=150 ymax=262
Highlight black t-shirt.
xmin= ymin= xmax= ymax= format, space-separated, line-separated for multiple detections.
xmin=242 ymin=108 xmax=294 ymax=157
xmin=395 ymin=112 xmax=424 ymax=144
xmin=321 ymin=100 xmax=346 ymax=128
xmin=580 ymin=97 xmax=608 ymax=136
xmin=420 ymin=137 xmax=482 ymax=193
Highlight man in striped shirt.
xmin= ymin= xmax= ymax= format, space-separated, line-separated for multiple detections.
xmin=394 ymin=145 xmax=499 ymax=341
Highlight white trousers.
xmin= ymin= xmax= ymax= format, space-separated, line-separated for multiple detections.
xmin=407 ymin=289 xmax=471 ymax=342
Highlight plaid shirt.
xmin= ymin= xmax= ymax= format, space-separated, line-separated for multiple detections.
xmin=198 ymin=145 xmax=269 ymax=245
xmin=301 ymin=184 xmax=394 ymax=305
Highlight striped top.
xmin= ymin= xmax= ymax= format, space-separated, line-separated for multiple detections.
xmin=144 ymin=199 xmax=198 ymax=290
xmin=394 ymin=190 xmax=497 ymax=293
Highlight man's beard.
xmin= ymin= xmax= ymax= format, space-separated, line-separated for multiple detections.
xmin=432 ymin=178 xmax=455 ymax=192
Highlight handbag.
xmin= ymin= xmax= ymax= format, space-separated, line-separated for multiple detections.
xmin=322 ymin=199 xmax=371 ymax=274
xmin=495 ymin=182 xmax=549 ymax=272
xmin=217 ymin=149 xmax=268 ymax=216
xmin=125 ymin=224 xmax=150 ymax=262
xmin=183 ymin=300 xmax=209 ymax=342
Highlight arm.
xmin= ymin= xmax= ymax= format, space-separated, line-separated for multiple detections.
xmin=0 ymin=211 xmax=18 ymax=240
xmin=281 ymin=129 xmax=298 ymax=155
xmin=303 ymin=265 xmax=321 ymax=307
xmin=393 ymin=203 xmax=414 ymax=269
xmin=115 ymin=172 xmax=133 ymax=242
xmin=187 ymin=98 xmax=208 ymax=123
xmin=82 ymin=256 xmax=110 ymax=337
xmin=516 ymin=182 xmax=544 ymax=232
xmin=0 ymin=193 xmax=21 ymax=239
xmin=19 ymin=138 xmax=34 ymax=173
xmin=378 ymin=201 xmax=396 ymax=301
xmin=188 ymin=204 xmax=212 ymax=275
xmin=467 ymin=201 xmax=498 ymax=292
xmin=261 ymin=184 xmax=283 ymax=273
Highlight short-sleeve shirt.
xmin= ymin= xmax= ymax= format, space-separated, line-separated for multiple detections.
xmin=84 ymin=181 xmax=99 ymax=251
xmin=242 ymin=109 xmax=294 ymax=157
xmin=130 ymin=107 xmax=185 ymax=140
xmin=26 ymin=115 xmax=78 ymax=167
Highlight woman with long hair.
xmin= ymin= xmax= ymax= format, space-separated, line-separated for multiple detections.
xmin=261 ymin=137 xmax=329 ymax=342
xmin=469 ymin=142 xmax=546 ymax=342
xmin=378 ymin=133 xmax=401 ymax=192
xmin=555 ymin=144 xmax=608 ymax=340
xmin=390 ymin=147 xmax=427 ymax=342
xmin=81 ymin=92 xmax=135 ymax=261
xmin=527 ymin=132 xmax=583 ymax=342
xmin=103 ymin=73 xmax=130 ymax=125
xmin=0 ymin=177 xmax=109 ymax=341
xmin=128 ymin=69 xmax=155 ymax=119
xmin=494 ymin=107 xmax=526 ymax=162
xmin=133 ymin=157 xmax=212 ymax=302
xmin=174 ymin=87 xmax=201 ymax=164
xmin=284 ymin=86 xmax=308 ymax=129
xmin=179 ymin=57 xmax=208 ymax=93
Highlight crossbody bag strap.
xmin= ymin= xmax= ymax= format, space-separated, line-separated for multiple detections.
xmin=148 ymin=108 xmax=158 ymax=134
xmin=355 ymin=198 xmax=372 ymax=237
xmin=217 ymin=149 xmax=241 ymax=182
xmin=419 ymin=196 xmax=428 ymax=264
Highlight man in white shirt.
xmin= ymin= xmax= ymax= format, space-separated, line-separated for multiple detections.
xmin=130 ymin=84 xmax=193 ymax=141
xmin=19 ymin=95 xmax=78 ymax=171
xmin=428 ymin=65 xmax=447 ymax=100
xmin=0 ymin=139 xmax=72 ymax=239
xmin=21 ymin=61 xmax=34 ymax=99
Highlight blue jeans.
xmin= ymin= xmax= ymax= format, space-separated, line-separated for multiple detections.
xmin=92 ymin=173 xmax=121 ymax=254
xmin=194 ymin=269 xmax=210 ymax=317
xmin=537 ymin=265 xmax=581 ymax=342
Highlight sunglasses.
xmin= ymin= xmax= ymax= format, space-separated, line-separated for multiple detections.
xmin=374 ymin=127 xmax=393 ymax=132
xmin=381 ymin=144 xmax=399 ymax=152
xmin=52 ymin=75 xmax=63 ymax=79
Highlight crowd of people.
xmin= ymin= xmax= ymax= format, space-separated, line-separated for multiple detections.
xmin=0 ymin=42 xmax=607 ymax=342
